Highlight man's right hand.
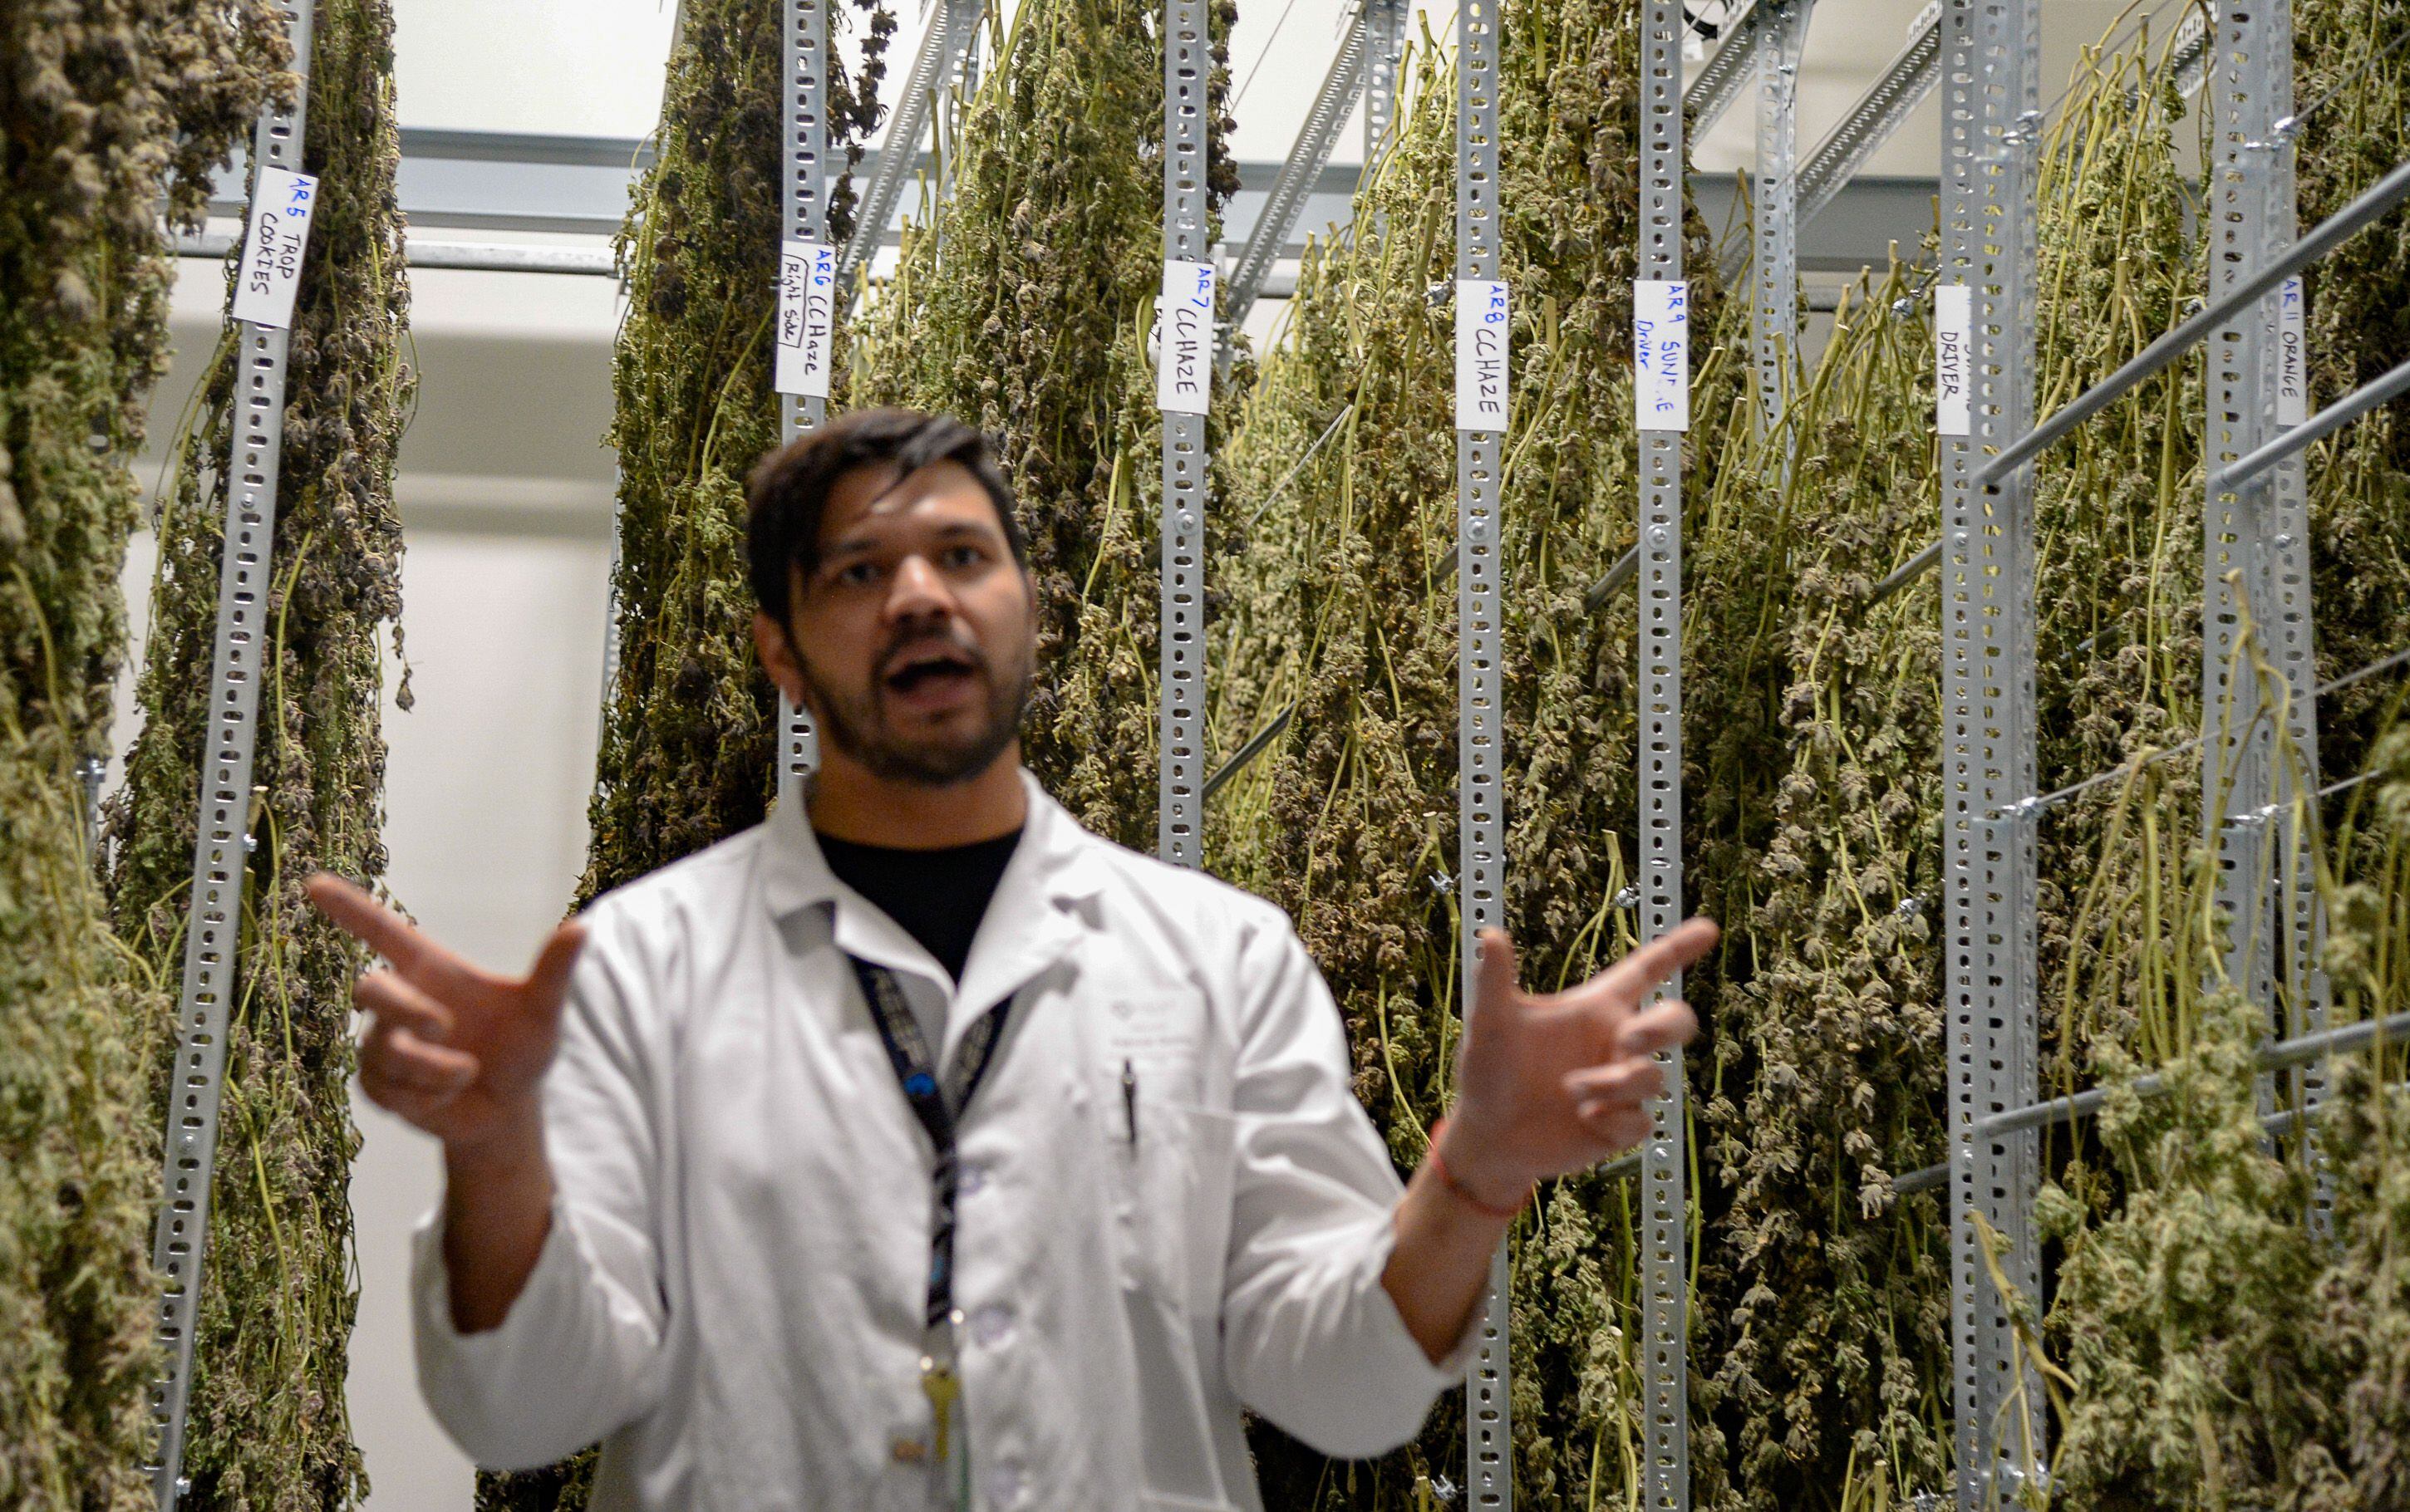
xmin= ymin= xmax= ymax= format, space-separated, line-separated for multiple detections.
xmin=307 ymin=873 xmax=585 ymax=1152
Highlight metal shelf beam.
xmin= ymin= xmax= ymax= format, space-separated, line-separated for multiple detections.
xmin=1682 ymin=0 xmax=1763 ymax=138
xmin=1798 ymin=6 xmax=1940 ymax=227
xmin=1223 ymin=2 xmax=1377 ymax=333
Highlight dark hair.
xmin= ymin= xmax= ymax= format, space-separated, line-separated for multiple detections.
xmin=745 ymin=406 xmax=1025 ymax=626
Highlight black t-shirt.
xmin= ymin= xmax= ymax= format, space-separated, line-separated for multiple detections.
xmin=816 ymin=828 xmax=1024 ymax=984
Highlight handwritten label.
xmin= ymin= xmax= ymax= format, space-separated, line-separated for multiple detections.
xmin=1156 ymin=260 xmax=1215 ymax=415
xmin=1935 ymin=283 xmax=1972 ymax=437
xmin=1633 ymin=280 xmax=1689 ymax=433
xmin=230 ymin=168 xmax=319 ymax=330
xmin=2277 ymin=275 xmax=2307 ymax=427
xmin=1454 ymin=280 xmax=1511 ymax=434
xmin=774 ymin=239 xmax=838 ymax=398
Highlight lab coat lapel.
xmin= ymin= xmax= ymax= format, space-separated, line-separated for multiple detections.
xmin=945 ymin=776 xmax=1106 ymax=1068
xmin=759 ymin=791 xmax=952 ymax=989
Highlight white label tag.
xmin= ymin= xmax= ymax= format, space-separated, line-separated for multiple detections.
xmin=2277 ymin=275 xmax=2308 ymax=427
xmin=1935 ymin=283 xmax=1973 ymax=437
xmin=230 ymin=168 xmax=320 ymax=330
xmin=1455 ymin=280 xmax=1511 ymax=433
xmin=1633 ymin=279 xmax=1689 ymax=433
xmin=774 ymin=240 xmax=839 ymax=398
xmin=1156 ymin=260 xmax=1215 ymax=415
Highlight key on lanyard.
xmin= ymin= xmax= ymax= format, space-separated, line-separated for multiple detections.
xmin=922 ymin=1347 xmax=974 ymax=1512
xmin=920 ymin=1353 xmax=958 ymax=1462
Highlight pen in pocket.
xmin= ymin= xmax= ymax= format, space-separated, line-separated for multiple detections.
xmin=1121 ymin=1058 xmax=1139 ymax=1146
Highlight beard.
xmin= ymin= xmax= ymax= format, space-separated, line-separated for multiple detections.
xmin=794 ymin=626 xmax=1034 ymax=787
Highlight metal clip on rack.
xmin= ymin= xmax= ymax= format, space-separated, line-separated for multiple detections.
xmin=145 ymin=2 xmax=312 ymax=1505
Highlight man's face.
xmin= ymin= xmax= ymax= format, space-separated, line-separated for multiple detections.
xmin=761 ymin=458 xmax=1036 ymax=787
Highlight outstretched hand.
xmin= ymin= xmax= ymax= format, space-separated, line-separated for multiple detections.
xmin=307 ymin=873 xmax=585 ymax=1152
xmin=1436 ymin=917 xmax=1718 ymax=1210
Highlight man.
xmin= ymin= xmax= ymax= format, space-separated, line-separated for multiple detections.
xmin=310 ymin=407 xmax=1714 ymax=1511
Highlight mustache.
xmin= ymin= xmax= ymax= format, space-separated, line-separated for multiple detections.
xmin=875 ymin=630 xmax=989 ymax=680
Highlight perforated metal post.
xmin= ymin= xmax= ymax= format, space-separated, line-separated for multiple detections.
xmin=2255 ymin=0 xmax=2314 ymax=1228
xmin=1454 ymin=0 xmax=1511 ymax=1502
xmin=1363 ymin=0 xmax=1408 ymax=166
xmin=598 ymin=483 xmax=624 ymax=745
xmin=1158 ymin=0 xmax=1208 ymax=867
xmin=2207 ymin=0 xmax=2323 ymax=1218
xmin=1636 ymin=3 xmax=1690 ymax=1508
xmin=1939 ymin=0 xmax=2044 ymax=1501
xmin=1750 ymin=1 xmax=1811 ymax=444
xmin=777 ymin=0 xmax=830 ymax=803
xmin=145 ymin=2 xmax=312 ymax=1503
xmin=2202 ymin=0 xmax=2289 ymax=1132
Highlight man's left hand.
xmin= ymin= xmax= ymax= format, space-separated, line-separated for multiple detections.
xmin=1435 ymin=918 xmax=1718 ymax=1210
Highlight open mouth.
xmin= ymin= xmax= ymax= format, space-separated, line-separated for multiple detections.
xmin=881 ymin=642 xmax=981 ymax=698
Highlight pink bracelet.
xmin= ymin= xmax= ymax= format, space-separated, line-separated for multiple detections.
xmin=1427 ymin=1117 xmax=1530 ymax=1220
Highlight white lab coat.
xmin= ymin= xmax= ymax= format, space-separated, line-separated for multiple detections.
xmin=411 ymin=772 xmax=1471 ymax=1511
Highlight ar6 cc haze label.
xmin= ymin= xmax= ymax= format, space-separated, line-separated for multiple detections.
xmin=775 ymin=240 xmax=838 ymax=399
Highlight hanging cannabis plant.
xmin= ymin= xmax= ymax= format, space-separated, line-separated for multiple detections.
xmin=2035 ymin=2 xmax=2410 ymax=1502
xmin=2042 ymin=707 xmax=2410 ymax=1510
xmin=849 ymin=0 xmax=1239 ymax=852
xmin=1701 ymin=20 xmax=2218 ymax=1508
xmin=1699 ymin=263 xmax=1955 ymax=1512
xmin=104 ymin=0 xmax=408 ymax=1500
xmin=578 ymin=0 xmax=893 ymax=904
xmin=2297 ymin=0 xmax=2410 ymax=786
xmin=1212 ymin=0 xmax=1746 ymax=1496
xmin=1 ymin=0 xmax=279 ymax=1502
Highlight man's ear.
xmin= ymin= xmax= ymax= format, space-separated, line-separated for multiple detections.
xmin=752 ymin=610 xmax=809 ymax=705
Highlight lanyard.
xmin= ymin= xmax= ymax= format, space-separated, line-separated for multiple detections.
xmin=846 ymin=956 xmax=1011 ymax=1506
xmin=845 ymin=956 xmax=1013 ymax=1328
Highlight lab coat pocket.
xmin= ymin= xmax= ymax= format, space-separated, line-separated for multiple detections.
xmin=1096 ymin=1068 xmax=1232 ymax=1306
xmin=1099 ymin=1082 xmax=1242 ymax=1508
